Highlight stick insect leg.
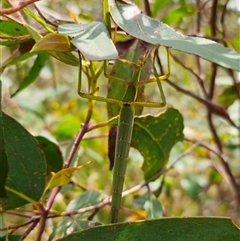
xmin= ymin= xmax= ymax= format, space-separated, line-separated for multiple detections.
xmin=104 ymin=58 xmax=139 ymax=85
xmin=77 ymin=53 xmax=124 ymax=106
xmin=132 ymin=47 xmax=171 ymax=108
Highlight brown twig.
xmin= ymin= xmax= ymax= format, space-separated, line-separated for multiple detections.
xmin=0 ymin=218 xmax=37 ymax=231
xmin=47 ymin=142 xmax=200 ymax=219
xmin=170 ymin=53 xmax=208 ymax=97
xmin=33 ymin=3 xmax=58 ymax=28
xmin=166 ymin=79 xmax=239 ymax=128
xmin=34 ymin=51 xmax=96 ymax=241
xmin=0 ymin=0 xmax=39 ymax=15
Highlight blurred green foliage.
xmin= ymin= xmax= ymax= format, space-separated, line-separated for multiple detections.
xmin=0 ymin=0 xmax=239 ymax=240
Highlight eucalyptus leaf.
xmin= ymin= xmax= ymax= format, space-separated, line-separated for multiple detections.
xmin=11 ymin=53 xmax=48 ymax=97
xmin=132 ymin=108 xmax=184 ymax=180
xmin=109 ymin=0 xmax=240 ymax=71
xmin=0 ymin=20 xmax=28 ymax=36
xmin=0 ymin=113 xmax=46 ymax=210
xmin=35 ymin=136 xmax=63 ymax=175
xmin=58 ymin=21 xmax=118 ymax=60
xmin=59 ymin=217 xmax=240 ymax=241
xmin=0 ymin=81 xmax=8 ymax=198
xmin=31 ymin=33 xmax=74 ymax=52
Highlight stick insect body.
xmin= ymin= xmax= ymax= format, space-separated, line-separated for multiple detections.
xmin=78 ymin=45 xmax=170 ymax=223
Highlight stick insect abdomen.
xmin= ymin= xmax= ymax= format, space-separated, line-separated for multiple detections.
xmin=111 ymin=103 xmax=135 ymax=223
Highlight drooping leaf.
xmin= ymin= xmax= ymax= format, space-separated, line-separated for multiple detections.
xmin=23 ymin=8 xmax=55 ymax=33
xmin=47 ymin=164 xmax=90 ymax=190
xmin=0 ymin=40 xmax=36 ymax=69
xmin=48 ymin=51 xmax=79 ymax=66
xmin=132 ymin=108 xmax=184 ymax=180
xmin=31 ymin=33 xmax=75 ymax=52
xmin=11 ymin=53 xmax=48 ymax=97
xmin=58 ymin=217 xmax=240 ymax=241
xmin=58 ymin=21 xmax=118 ymax=60
xmin=41 ymin=161 xmax=91 ymax=202
xmin=0 ymin=81 xmax=8 ymax=198
xmin=35 ymin=136 xmax=63 ymax=175
xmin=0 ymin=113 xmax=46 ymax=210
xmin=109 ymin=1 xmax=240 ymax=71
xmin=1 ymin=36 xmax=78 ymax=69
xmin=25 ymin=25 xmax=42 ymax=42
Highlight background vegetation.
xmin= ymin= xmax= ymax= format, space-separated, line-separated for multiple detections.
xmin=0 ymin=0 xmax=239 ymax=240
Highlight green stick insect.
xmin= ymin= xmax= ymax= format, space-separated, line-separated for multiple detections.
xmin=77 ymin=42 xmax=170 ymax=223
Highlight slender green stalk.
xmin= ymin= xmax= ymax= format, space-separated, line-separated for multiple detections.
xmin=103 ymin=0 xmax=112 ymax=37
xmin=111 ymin=104 xmax=135 ymax=223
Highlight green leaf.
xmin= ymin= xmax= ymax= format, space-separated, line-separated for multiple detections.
xmin=11 ymin=53 xmax=48 ymax=97
xmin=109 ymin=1 xmax=240 ymax=71
xmin=0 ymin=39 xmax=30 ymax=47
xmin=0 ymin=20 xmax=28 ymax=37
xmin=217 ymin=83 xmax=240 ymax=109
xmin=0 ymin=40 xmax=36 ymax=69
xmin=67 ymin=190 xmax=102 ymax=212
xmin=51 ymin=218 xmax=102 ymax=240
xmin=181 ymin=175 xmax=205 ymax=199
xmin=132 ymin=108 xmax=184 ymax=180
xmin=31 ymin=33 xmax=75 ymax=52
xmin=48 ymin=51 xmax=79 ymax=66
xmin=0 ymin=20 xmax=31 ymax=47
xmin=46 ymin=165 xmax=88 ymax=191
xmin=0 ymin=236 xmax=21 ymax=241
xmin=162 ymin=6 xmax=196 ymax=25
xmin=25 ymin=25 xmax=42 ymax=42
xmin=152 ymin=0 xmax=170 ymax=17
xmin=23 ymin=8 xmax=55 ymax=33
xmin=58 ymin=21 xmax=118 ymax=60
xmin=41 ymin=162 xmax=91 ymax=202
xmin=0 ymin=113 xmax=46 ymax=210
xmin=0 ymin=81 xmax=8 ymax=198
xmin=58 ymin=217 xmax=240 ymax=241
xmin=35 ymin=136 xmax=63 ymax=175
xmin=133 ymin=193 xmax=163 ymax=219
xmin=1 ymin=37 xmax=78 ymax=69
xmin=50 ymin=190 xmax=103 ymax=238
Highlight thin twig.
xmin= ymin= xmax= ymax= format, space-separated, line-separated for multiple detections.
xmin=48 ymin=142 xmax=200 ymax=218
xmin=170 ymin=53 xmax=208 ymax=97
xmin=0 ymin=142 xmax=200 ymax=231
xmin=34 ymin=51 xmax=96 ymax=240
xmin=166 ymin=79 xmax=239 ymax=129
xmin=33 ymin=3 xmax=58 ymax=28
xmin=0 ymin=35 xmax=32 ymax=40
xmin=4 ymin=210 xmax=33 ymax=218
xmin=0 ymin=0 xmax=39 ymax=15
xmin=0 ymin=218 xmax=37 ymax=231
xmin=20 ymin=217 xmax=40 ymax=241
